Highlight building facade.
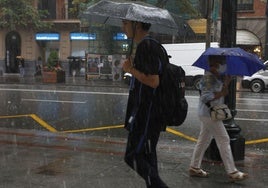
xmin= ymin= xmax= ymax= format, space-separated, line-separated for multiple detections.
xmin=214 ymin=0 xmax=267 ymax=57
xmin=0 ymin=0 xmax=82 ymax=76
xmin=0 ymin=0 xmax=267 ymax=76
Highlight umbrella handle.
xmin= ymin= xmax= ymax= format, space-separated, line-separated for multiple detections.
xmin=128 ymin=38 xmax=134 ymax=58
xmin=224 ymin=75 xmax=232 ymax=85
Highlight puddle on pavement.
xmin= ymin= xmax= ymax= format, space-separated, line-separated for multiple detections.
xmin=35 ymin=156 xmax=70 ymax=175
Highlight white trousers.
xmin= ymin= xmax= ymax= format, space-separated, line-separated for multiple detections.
xmin=190 ymin=116 xmax=237 ymax=174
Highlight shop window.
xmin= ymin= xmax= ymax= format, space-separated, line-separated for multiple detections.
xmin=237 ymin=0 xmax=254 ymax=11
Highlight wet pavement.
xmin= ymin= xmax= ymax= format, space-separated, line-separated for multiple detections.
xmin=0 ymin=75 xmax=267 ymax=188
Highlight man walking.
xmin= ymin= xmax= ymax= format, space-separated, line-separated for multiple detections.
xmin=122 ymin=19 xmax=168 ymax=188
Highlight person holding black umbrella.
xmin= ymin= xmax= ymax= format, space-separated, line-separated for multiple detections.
xmin=189 ymin=55 xmax=248 ymax=182
xmin=80 ymin=1 xmax=181 ymax=187
xmin=122 ymin=20 xmax=168 ymax=188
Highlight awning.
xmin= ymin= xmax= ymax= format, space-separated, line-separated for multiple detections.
xmin=70 ymin=33 xmax=96 ymax=40
xmin=35 ymin=33 xmax=60 ymax=41
xmin=236 ymin=30 xmax=260 ymax=45
xmin=187 ymin=19 xmax=206 ymax=34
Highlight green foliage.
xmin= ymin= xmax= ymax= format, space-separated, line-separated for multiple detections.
xmin=0 ymin=0 xmax=51 ymax=31
xmin=69 ymin=0 xmax=98 ymax=18
xmin=44 ymin=50 xmax=63 ymax=72
xmin=47 ymin=50 xmax=59 ymax=68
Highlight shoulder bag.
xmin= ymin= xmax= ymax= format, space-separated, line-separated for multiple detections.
xmin=205 ymin=102 xmax=232 ymax=121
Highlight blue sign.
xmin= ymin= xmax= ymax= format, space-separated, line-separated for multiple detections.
xmin=113 ymin=33 xmax=127 ymax=40
xmin=35 ymin=33 xmax=60 ymax=40
xmin=70 ymin=33 xmax=96 ymax=40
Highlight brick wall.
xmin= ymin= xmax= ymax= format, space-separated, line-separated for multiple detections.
xmin=237 ymin=0 xmax=266 ymax=17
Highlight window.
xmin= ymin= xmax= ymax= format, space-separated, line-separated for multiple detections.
xmin=237 ymin=0 xmax=254 ymax=11
xmin=38 ymin=0 xmax=56 ymax=19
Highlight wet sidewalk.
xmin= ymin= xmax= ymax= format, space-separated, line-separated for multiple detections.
xmin=0 ymin=75 xmax=267 ymax=188
xmin=0 ymin=127 xmax=267 ymax=188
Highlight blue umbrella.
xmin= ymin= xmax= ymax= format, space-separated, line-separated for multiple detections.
xmin=192 ymin=47 xmax=265 ymax=76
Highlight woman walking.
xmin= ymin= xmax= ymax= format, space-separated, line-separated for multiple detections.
xmin=189 ymin=55 xmax=248 ymax=182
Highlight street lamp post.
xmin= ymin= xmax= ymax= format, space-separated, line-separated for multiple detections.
xmin=264 ymin=2 xmax=268 ymax=60
xmin=205 ymin=0 xmax=245 ymax=161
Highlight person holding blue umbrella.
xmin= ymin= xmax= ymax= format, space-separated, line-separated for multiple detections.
xmin=189 ymin=55 xmax=248 ymax=182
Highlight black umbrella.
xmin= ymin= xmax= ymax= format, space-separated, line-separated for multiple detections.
xmin=80 ymin=0 xmax=179 ymax=36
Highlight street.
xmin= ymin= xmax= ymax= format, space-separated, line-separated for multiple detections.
xmin=0 ymin=81 xmax=267 ymax=150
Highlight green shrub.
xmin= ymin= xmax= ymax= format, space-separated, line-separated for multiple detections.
xmin=47 ymin=50 xmax=59 ymax=68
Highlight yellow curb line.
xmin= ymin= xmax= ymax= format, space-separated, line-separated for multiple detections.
xmin=0 ymin=114 xmax=57 ymax=132
xmin=29 ymin=114 xmax=58 ymax=133
xmin=61 ymin=125 xmax=124 ymax=133
xmin=0 ymin=114 xmax=267 ymax=145
xmin=166 ymin=128 xmax=268 ymax=145
xmin=245 ymin=138 xmax=268 ymax=145
xmin=166 ymin=128 xmax=197 ymax=142
xmin=0 ymin=114 xmax=29 ymax=118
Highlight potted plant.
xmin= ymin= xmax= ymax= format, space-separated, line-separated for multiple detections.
xmin=42 ymin=50 xmax=65 ymax=83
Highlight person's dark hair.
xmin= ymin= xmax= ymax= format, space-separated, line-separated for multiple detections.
xmin=208 ymin=55 xmax=225 ymax=67
xmin=141 ymin=22 xmax=151 ymax=31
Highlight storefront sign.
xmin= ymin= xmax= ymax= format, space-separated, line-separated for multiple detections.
xmin=113 ymin=33 xmax=127 ymax=40
xmin=70 ymin=33 xmax=96 ymax=40
xmin=35 ymin=33 xmax=60 ymax=40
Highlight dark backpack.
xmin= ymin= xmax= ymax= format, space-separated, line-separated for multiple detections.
xmin=156 ymin=42 xmax=188 ymax=128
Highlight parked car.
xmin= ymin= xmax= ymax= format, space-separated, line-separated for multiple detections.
xmin=242 ymin=61 xmax=268 ymax=93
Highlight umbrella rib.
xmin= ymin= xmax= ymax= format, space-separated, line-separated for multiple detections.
xmin=103 ymin=17 xmax=109 ymax=24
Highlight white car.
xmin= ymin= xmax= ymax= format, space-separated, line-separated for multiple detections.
xmin=242 ymin=61 xmax=268 ymax=93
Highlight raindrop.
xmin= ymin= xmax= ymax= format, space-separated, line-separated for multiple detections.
xmin=27 ymin=168 xmax=31 ymax=175
xmin=133 ymin=159 xmax=137 ymax=171
xmin=63 ymin=180 xmax=66 ymax=188
xmin=46 ymin=137 xmax=50 ymax=144
xmin=159 ymin=162 xmax=164 ymax=169
xmin=11 ymin=120 xmax=15 ymax=127
xmin=13 ymin=135 xmax=17 ymax=146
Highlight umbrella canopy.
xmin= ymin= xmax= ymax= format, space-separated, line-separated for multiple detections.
xmin=192 ymin=47 xmax=265 ymax=76
xmin=80 ymin=0 xmax=179 ymax=36
xmin=170 ymin=13 xmax=195 ymax=38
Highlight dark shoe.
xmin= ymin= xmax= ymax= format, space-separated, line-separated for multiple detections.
xmin=147 ymin=177 xmax=169 ymax=188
